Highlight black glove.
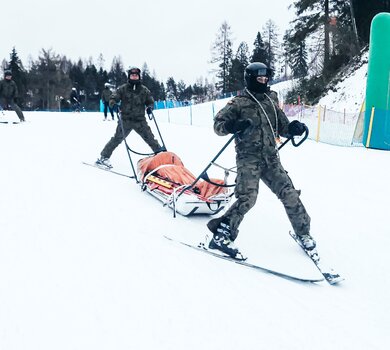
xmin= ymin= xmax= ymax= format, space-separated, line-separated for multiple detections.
xmin=225 ymin=119 xmax=252 ymax=133
xmin=288 ymin=120 xmax=306 ymax=136
xmin=146 ymin=106 xmax=153 ymax=115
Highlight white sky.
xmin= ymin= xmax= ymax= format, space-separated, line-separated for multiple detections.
xmin=2 ymin=0 xmax=295 ymax=84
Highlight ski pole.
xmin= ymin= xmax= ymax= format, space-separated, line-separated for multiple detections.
xmin=277 ymin=137 xmax=292 ymax=151
xmin=176 ymin=133 xmax=237 ymax=199
xmin=117 ymin=110 xmax=139 ymax=183
xmin=148 ymin=111 xmax=167 ymax=150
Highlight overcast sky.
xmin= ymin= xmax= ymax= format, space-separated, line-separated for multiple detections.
xmin=2 ymin=0 xmax=295 ymax=84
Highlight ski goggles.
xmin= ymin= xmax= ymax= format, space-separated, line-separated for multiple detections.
xmin=128 ymin=68 xmax=141 ymax=75
xmin=254 ymin=68 xmax=269 ymax=76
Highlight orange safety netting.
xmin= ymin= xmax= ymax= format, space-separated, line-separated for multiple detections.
xmin=137 ymin=151 xmax=227 ymax=198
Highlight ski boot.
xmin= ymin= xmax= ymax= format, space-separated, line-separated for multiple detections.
xmin=296 ymin=233 xmax=316 ymax=250
xmin=95 ymin=157 xmax=112 ymax=169
xmin=207 ymin=218 xmax=245 ymax=260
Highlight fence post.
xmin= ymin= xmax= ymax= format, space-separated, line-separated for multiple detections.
xmin=190 ymin=104 xmax=193 ymax=125
xmin=366 ymin=107 xmax=376 ymax=148
xmin=316 ymin=105 xmax=322 ymax=142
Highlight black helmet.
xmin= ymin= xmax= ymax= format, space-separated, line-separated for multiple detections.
xmin=244 ymin=62 xmax=272 ymax=93
xmin=127 ymin=66 xmax=141 ymax=81
xmin=4 ymin=69 xmax=12 ymax=78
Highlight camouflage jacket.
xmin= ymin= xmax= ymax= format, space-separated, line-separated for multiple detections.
xmin=0 ymin=79 xmax=19 ymax=100
xmin=101 ymin=87 xmax=112 ymax=102
xmin=110 ymin=82 xmax=154 ymax=120
xmin=214 ymin=89 xmax=290 ymax=160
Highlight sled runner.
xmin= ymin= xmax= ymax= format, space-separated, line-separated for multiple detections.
xmin=137 ymin=151 xmax=233 ymax=216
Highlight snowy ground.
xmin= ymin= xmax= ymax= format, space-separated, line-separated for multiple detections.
xmin=1 ymin=111 xmax=390 ymax=350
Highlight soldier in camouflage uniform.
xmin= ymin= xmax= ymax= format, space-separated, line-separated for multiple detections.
xmin=207 ymin=62 xmax=315 ymax=260
xmin=0 ymin=70 xmax=25 ymax=122
xmin=101 ymin=83 xmax=114 ymax=121
xmin=96 ymin=67 xmax=165 ymax=168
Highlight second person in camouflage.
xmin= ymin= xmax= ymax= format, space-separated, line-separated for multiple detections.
xmin=207 ymin=62 xmax=315 ymax=260
xmin=96 ymin=67 xmax=165 ymax=168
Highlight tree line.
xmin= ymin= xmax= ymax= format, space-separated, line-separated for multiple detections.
xmin=1 ymin=0 xmax=389 ymax=111
xmin=2 ymin=49 xmax=175 ymax=111
xmin=210 ymin=0 xmax=389 ymax=104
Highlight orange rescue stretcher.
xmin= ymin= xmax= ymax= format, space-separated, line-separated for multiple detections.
xmin=137 ymin=151 xmax=233 ymax=216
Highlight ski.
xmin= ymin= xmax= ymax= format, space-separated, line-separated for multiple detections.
xmin=82 ymin=161 xmax=135 ymax=179
xmin=289 ymin=231 xmax=344 ymax=285
xmin=0 ymin=121 xmax=20 ymax=124
xmin=164 ymin=235 xmax=324 ymax=283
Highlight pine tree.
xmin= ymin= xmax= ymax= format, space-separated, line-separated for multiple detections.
xmin=289 ymin=39 xmax=309 ymax=78
xmin=210 ymin=21 xmax=234 ymax=94
xmin=251 ymin=32 xmax=268 ymax=63
xmin=189 ymin=77 xmax=209 ymax=103
xmin=141 ymin=63 xmax=165 ymax=101
xmin=177 ymin=80 xmax=193 ymax=101
xmin=27 ymin=49 xmax=72 ymax=110
xmin=69 ymin=59 xmax=85 ymax=91
xmin=166 ymin=77 xmax=178 ymax=100
xmin=97 ymin=67 xmax=109 ymax=90
xmin=83 ymin=63 xmax=99 ymax=110
xmin=7 ymin=48 xmax=28 ymax=107
xmin=290 ymin=0 xmax=338 ymax=76
xmin=262 ymin=19 xmax=280 ymax=75
xmin=109 ymin=56 xmax=126 ymax=88
xmin=229 ymin=42 xmax=249 ymax=91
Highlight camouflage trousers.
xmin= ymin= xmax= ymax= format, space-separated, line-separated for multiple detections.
xmin=219 ymin=157 xmax=311 ymax=240
xmin=101 ymin=118 xmax=161 ymax=158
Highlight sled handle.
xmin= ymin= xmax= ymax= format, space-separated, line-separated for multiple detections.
xmin=291 ymin=124 xmax=309 ymax=147
xmin=278 ymin=125 xmax=309 ymax=151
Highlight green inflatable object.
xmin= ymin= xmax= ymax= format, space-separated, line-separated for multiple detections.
xmin=363 ymin=12 xmax=390 ymax=150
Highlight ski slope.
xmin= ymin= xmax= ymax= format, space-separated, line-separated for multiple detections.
xmin=1 ymin=111 xmax=389 ymax=350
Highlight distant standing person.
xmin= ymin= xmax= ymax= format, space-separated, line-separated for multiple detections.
xmin=70 ymin=87 xmax=80 ymax=112
xmin=0 ymin=70 xmax=25 ymax=122
xmin=96 ymin=67 xmax=166 ymax=168
xmin=101 ymin=83 xmax=115 ymax=121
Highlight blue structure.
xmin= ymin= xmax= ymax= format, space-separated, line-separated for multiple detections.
xmin=363 ymin=13 xmax=390 ymax=150
xmin=154 ymin=100 xmax=191 ymax=110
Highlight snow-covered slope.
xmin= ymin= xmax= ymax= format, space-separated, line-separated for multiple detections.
xmin=1 ymin=112 xmax=389 ymax=350
xmin=272 ymin=51 xmax=368 ymax=114
xmin=318 ymin=52 xmax=368 ymax=113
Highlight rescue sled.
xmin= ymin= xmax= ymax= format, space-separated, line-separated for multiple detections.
xmin=137 ymin=151 xmax=233 ymax=216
